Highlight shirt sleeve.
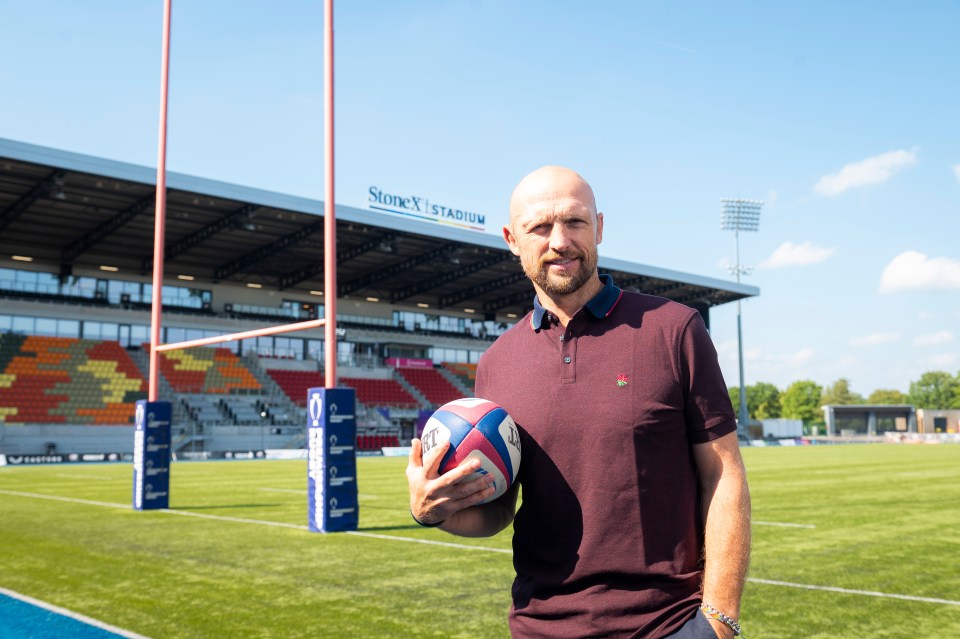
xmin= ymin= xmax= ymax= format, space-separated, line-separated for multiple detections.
xmin=679 ymin=312 xmax=737 ymax=444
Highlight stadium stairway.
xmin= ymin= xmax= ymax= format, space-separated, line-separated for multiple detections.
xmin=128 ymin=348 xmax=204 ymax=451
xmin=391 ymin=372 xmax=429 ymax=407
xmin=395 ymin=366 xmax=464 ymax=408
xmin=240 ymin=352 xmax=306 ymax=426
xmin=436 ymin=364 xmax=473 ymax=397
xmin=441 ymin=362 xmax=478 ymax=395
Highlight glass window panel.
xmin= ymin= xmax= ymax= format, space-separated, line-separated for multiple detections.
xmin=107 ymin=280 xmax=124 ymax=303
xmin=12 ymin=316 xmax=33 ymax=333
xmin=99 ymin=323 xmax=118 ymax=340
xmin=36 ymin=318 xmax=57 ymax=336
xmin=60 ymin=319 xmax=82 ymax=338
xmin=0 ymin=314 xmax=12 ymax=331
xmin=37 ymin=272 xmax=59 ymax=294
xmin=82 ymin=321 xmax=101 ymax=339
xmin=131 ymin=325 xmax=149 ymax=345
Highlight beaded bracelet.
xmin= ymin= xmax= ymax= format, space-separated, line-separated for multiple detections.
xmin=411 ymin=510 xmax=445 ymax=527
xmin=700 ymin=603 xmax=744 ymax=637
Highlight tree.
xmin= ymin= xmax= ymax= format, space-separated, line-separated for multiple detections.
xmin=908 ymin=371 xmax=960 ymax=409
xmin=729 ymin=382 xmax=782 ymax=421
xmin=750 ymin=382 xmax=782 ymax=419
xmin=781 ymin=380 xmax=823 ymax=427
xmin=728 ymin=386 xmax=741 ymax=416
xmin=868 ymin=389 xmax=906 ymax=405
xmin=821 ymin=378 xmax=865 ymax=405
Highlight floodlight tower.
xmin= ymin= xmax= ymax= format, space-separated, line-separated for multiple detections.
xmin=721 ymin=198 xmax=762 ymax=438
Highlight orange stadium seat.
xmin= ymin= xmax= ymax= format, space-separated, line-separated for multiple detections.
xmin=0 ymin=335 xmax=147 ymax=425
xmin=441 ymin=362 xmax=477 ymax=394
xmin=157 ymin=347 xmax=261 ymax=394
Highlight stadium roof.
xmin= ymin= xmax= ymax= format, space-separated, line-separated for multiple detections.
xmin=0 ymin=137 xmax=758 ymax=320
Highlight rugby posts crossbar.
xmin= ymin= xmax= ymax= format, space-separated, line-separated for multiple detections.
xmin=152 ymin=318 xmax=328 ymax=353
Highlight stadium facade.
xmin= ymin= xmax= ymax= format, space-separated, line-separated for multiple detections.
xmin=0 ymin=138 xmax=758 ymax=458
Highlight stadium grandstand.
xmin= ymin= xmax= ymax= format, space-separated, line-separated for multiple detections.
xmin=0 ymin=137 xmax=758 ymax=457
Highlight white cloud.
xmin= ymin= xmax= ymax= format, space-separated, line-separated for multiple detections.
xmin=758 ymin=241 xmax=836 ymax=268
xmin=914 ymin=331 xmax=955 ymax=347
xmin=766 ymin=190 xmax=779 ymax=207
xmin=924 ymin=353 xmax=959 ymax=368
xmin=879 ymin=250 xmax=960 ymax=293
xmin=850 ymin=332 xmax=901 ymax=347
xmin=746 ymin=346 xmax=814 ymax=365
xmin=814 ymin=149 xmax=918 ymax=196
xmin=952 ymin=164 xmax=960 ymax=182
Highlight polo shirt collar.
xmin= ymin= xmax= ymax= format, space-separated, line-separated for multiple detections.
xmin=530 ymin=274 xmax=623 ymax=330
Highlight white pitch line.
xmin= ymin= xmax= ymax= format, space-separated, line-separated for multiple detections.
xmin=4 ymin=489 xmax=959 ymax=606
xmin=160 ymin=508 xmax=310 ymax=530
xmin=0 ymin=489 xmax=129 ymax=509
xmin=753 ymin=520 xmax=816 ymax=529
xmin=0 ymin=586 xmax=152 ymax=639
xmin=346 ymin=530 xmax=512 ymax=553
xmin=259 ymin=487 xmax=378 ymax=498
xmin=746 ymin=578 xmax=960 ymax=607
xmin=57 ymin=473 xmax=116 ymax=481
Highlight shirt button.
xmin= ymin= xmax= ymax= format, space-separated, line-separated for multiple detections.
xmin=563 ymin=356 xmax=571 ymax=364
xmin=559 ymin=335 xmax=564 ymax=342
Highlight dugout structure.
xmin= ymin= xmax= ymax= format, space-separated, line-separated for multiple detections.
xmin=822 ymin=404 xmax=917 ymax=438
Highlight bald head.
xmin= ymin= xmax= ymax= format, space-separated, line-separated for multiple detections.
xmin=503 ymin=166 xmax=604 ymax=310
xmin=509 ymin=166 xmax=597 ymax=227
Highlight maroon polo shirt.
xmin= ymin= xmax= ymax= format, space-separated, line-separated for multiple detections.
xmin=475 ymin=275 xmax=736 ymax=639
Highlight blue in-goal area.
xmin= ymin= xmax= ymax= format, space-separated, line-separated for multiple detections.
xmin=0 ymin=590 xmax=146 ymax=639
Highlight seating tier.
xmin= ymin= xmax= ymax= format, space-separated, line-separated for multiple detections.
xmin=158 ymin=347 xmax=261 ymax=394
xmin=397 ymin=366 xmax=464 ymax=407
xmin=0 ymin=334 xmax=147 ymax=425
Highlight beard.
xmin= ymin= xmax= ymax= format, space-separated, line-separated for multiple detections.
xmin=521 ymin=246 xmax=599 ymax=297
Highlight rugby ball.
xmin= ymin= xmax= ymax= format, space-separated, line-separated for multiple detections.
xmin=420 ymin=398 xmax=521 ymax=503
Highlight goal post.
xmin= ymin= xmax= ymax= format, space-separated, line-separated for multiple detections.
xmin=133 ymin=0 xmax=356 ymax=532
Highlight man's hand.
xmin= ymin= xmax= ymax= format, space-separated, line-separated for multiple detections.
xmin=406 ymin=437 xmax=497 ymax=526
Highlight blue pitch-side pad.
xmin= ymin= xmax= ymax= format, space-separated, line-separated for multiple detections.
xmin=132 ymin=400 xmax=171 ymax=510
xmin=0 ymin=592 xmax=135 ymax=639
xmin=307 ymin=387 xmax=359 ymax=532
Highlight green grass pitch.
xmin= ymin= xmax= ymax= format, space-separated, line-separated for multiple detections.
xmin=1 ymin=444 xmax=958 ymax=638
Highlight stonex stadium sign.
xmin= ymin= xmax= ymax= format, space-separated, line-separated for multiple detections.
xmin=368 ymin=186 xmax=486 ymax=232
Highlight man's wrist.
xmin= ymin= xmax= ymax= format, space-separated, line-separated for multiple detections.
xmin=700 ymin=603 xmax=743 ymax=637
xmin=410 ymin=509 xmax=445 ymax=527
xmin=706 ymin=616 xmax=735 ymax=639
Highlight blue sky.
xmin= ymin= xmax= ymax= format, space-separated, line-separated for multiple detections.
xmin=2 ymin=1 xmax=958 ymax=395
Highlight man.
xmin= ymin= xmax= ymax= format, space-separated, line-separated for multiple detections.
xmin=407 ymin=166 xmax=751 ymax=639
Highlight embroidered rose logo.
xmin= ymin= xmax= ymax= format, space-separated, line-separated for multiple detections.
xmin=617 ymin=374 xmax=628 ymax=387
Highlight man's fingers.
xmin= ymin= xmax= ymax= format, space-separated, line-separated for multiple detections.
xmin=446 ymin=455 xmax=484 ymax=484
xmin=421 ymin=438 xmax=450 ymax=478
xmin=407 ymin=438 xmax=423 ymax=469
xmin=454 ymin=472 xmax=496 ymax=500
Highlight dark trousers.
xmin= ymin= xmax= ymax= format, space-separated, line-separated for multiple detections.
xmin=665 ymin=611 xmax=718 ymax=639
